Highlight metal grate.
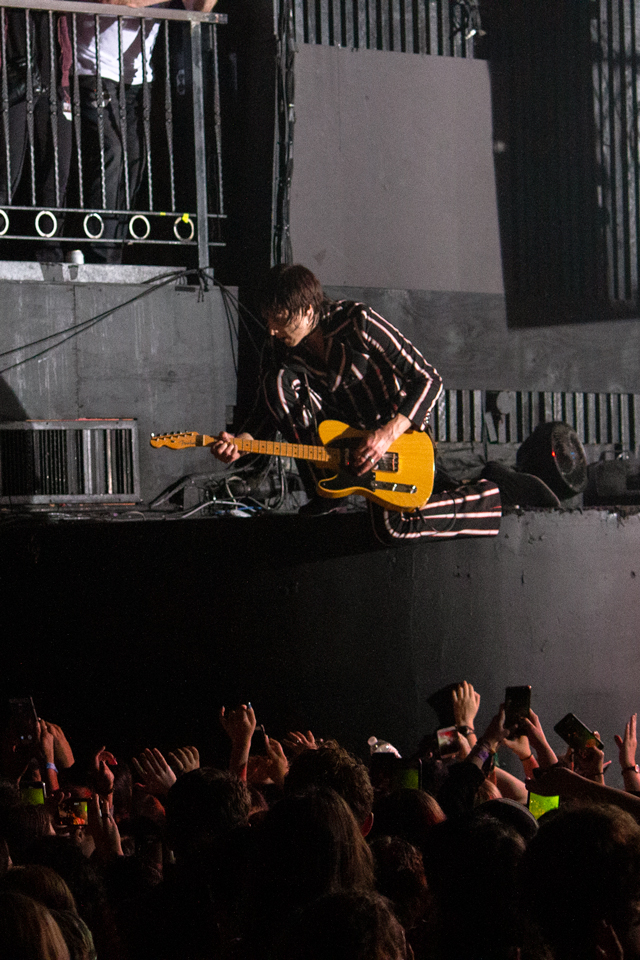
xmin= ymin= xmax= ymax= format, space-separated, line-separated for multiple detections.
xmin=0 ymin=419 xmax=140 ymax=502
xmin=431 ymin=388 xmax=640 ymax=452
xmin=592 ymin=1 xmax=640 ymax=303
xmin=291 ymin=0 xmax=482 ymax=55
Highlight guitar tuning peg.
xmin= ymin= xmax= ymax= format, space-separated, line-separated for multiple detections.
xmin=150 ymin=433 xmax=156 ymax=437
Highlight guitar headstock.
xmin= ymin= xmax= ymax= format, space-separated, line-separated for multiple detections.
xmin=150 ymin=431 xmax=199 ymax=450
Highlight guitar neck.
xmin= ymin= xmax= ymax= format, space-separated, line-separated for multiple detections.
xmin=201 ymin=434 xmax=336 ymax=465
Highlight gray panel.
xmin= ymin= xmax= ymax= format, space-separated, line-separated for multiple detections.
xmin=290 ymin=45 xmax=503 ymax=293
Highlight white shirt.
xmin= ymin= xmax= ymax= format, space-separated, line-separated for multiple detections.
xmin=74 ymin=10 xmax=161 ymax=84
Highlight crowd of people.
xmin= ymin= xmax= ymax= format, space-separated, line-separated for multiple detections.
xmin=2 ymin=683 xmax=640 ymax=960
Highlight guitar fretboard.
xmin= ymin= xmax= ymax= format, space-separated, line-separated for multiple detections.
xmin=200 ymin=434 xmax=336 ymax=464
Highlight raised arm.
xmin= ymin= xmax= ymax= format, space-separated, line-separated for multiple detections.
xmin=527 ymin=765 xmax=640 ymax=821
xmin=519 ymin=709 xmax=558 ymax=769
xmin=220 ymin=704 xmax=257 ymax=780
xmin=452 ymin=681 xmax=480 ymax=747
xmin=615 ymin=714 xmax=640 ymax=794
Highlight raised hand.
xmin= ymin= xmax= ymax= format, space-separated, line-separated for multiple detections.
xmin=220 ymin=704 xmax=257 ymax=780
xmin=220 ymin=704 xmax=257 ymax=746
xmin=452 ymin=681 xmax=481 ymax=730
xmin=503 ymin=731 xmax=533 ymax=761
xmin=131 ymin=748 xmax=177 ymax=797
xmin=282 ymin=730 xmax=321 ymax=755
xmin=519 ymin=709 xmax=558 ymax=768
xmin=614 ymin=714 xmax=638 ymax=770
xmin=87 ymin=793 xmax=122 ymax=861
xmin=41 ymin=721 xmax=75 ymax=769
xmin=168 ymin=746 xmax=200 ymax=776
xmin=37 ymin=719 xmax=56 ymax=767
xmin=481 ymin=706 xmax=509 ymax=752
xmin=92 ymin=746 xmax=117 ymax=798
xmin=574 ymin=732 xmax=609 ymax=783
xmin=247 ymin=736 xmax=289 ymax=788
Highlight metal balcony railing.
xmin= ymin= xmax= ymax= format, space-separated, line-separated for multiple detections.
xmin=0 ymin=0 xmax=226 ymax=266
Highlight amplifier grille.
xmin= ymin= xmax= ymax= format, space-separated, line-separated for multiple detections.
xmin=0 ymin=421 xmax=140 ymax=503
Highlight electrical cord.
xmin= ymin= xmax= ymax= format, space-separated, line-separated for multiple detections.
xmin=0 ymin=268 xmax=188 ymax=374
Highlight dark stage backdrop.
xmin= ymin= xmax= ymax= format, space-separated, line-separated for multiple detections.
xmin=2 ymin=509 xmax=639 ymax=782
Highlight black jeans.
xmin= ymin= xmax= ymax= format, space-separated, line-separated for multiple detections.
xmin=78 ymin=76 xmax=148 ymax=263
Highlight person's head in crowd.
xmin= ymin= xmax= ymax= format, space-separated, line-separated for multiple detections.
xmin=1 ymin=864 xmax=77 ymax=913
xmin=164 ymin=767 xmax=251 ymax=862
xmin=0 ymin=866 xmax=95 ymax=960
xmin=256 ymin=788 xmax=374 ymax=905
xmin=369 ymin=835 xmax=429 ymax=931
xmin=22 ymin=835 xmax=111 ymax=954
xmin=49 ymin=909 xmax=96 ymax=960
xmin=520 ymin=803 xmax=640 ymax=960
xmin=473 ymin=777 xmax=502 ymax=806
xmin=0 ymin=890 xmax=70 ymax=960
xmin=423 ymin=814 xmax=526 ymax=960
xmin=276 ymin=890 xmax=410 ymax=960
xmin=0 ymin=803 xmax=54 ymax=864
xmin=286 ymin=742 xmax=374 ymax=833
xmin=473 ymin=797 xmax=538 ymax=844
xmin=371 ymin=788 xmax=446 ymax=848
xmin=111 ymin=763 xmax=133 ymax=823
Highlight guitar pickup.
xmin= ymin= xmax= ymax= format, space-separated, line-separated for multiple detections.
xmin=373 ymin=481 xmax=417 ymax=494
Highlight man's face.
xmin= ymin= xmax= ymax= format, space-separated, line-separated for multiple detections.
xmin=266 ymin=306 xmax=315 ymax=348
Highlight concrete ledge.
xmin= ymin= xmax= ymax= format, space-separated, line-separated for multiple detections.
xmin=0 ymin=261 xmax=179 ymax=285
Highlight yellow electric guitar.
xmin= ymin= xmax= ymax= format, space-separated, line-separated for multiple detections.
xmin=150 ymin=419 xmax=435 ymax=512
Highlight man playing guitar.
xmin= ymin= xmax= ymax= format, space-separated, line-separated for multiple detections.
xmin=210 ymin=264 xmax=502 ymax=543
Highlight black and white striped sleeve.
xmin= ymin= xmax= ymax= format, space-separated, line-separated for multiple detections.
xmin=359 ymin=307 xmax=443 ymax=429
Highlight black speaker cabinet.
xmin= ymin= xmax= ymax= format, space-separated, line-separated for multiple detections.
xmin=516 ymin=421 xmax=588 ymax=498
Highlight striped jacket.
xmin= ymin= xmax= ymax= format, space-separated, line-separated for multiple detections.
xmin=244 ymin=299 xmax=443 ymax=439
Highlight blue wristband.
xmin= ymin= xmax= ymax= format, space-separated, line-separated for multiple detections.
xmin=46 ymin=762 xmax=58 ymax=773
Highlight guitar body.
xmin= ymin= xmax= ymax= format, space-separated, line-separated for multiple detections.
xmin=316 ymin=420 xmax=435 ymax=512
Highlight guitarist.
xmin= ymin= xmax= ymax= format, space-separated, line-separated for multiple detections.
xmin=211 ymin=264 xmax=502 ymax=543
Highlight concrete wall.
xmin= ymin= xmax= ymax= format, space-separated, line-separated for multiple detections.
xmin=324 ymin=286 xmax=640 ymax=395
xmin=0 ymin=266 xmax=238 ymax=502
xmin=1 ymin=508 xmax=639 ymax=784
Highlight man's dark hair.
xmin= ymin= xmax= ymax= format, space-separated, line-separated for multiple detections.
xmin=164 ymin=767 xmax=251 ymax=859
xmin=259 ymin=264 xmax=325 ymax=322
xmin=285 ymin=742 xmax=374 ymax=826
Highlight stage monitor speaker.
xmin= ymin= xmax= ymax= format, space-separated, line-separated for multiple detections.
xmin=516 ymin=421 xmax=588 ymax=499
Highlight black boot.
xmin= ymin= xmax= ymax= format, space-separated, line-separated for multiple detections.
xmin=481 ymin=462 xmax=561 ymax=508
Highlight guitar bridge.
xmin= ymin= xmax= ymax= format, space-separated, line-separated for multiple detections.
xmin=373 ymin=481 xmax=417 ymax=494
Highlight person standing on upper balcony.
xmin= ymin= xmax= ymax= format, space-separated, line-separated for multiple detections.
xmin=72 ymin=0 xmax=217 ymax=264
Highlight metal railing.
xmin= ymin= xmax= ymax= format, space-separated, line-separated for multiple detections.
xmin=0 ymin=0 xmax=226 ymax=266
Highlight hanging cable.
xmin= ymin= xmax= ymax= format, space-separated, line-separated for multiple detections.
xmin=0 ymin=268 xmax=188 ymax=374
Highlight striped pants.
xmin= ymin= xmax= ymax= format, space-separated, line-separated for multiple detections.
xmin=368 ymin=479 xmax=502 ymax=545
